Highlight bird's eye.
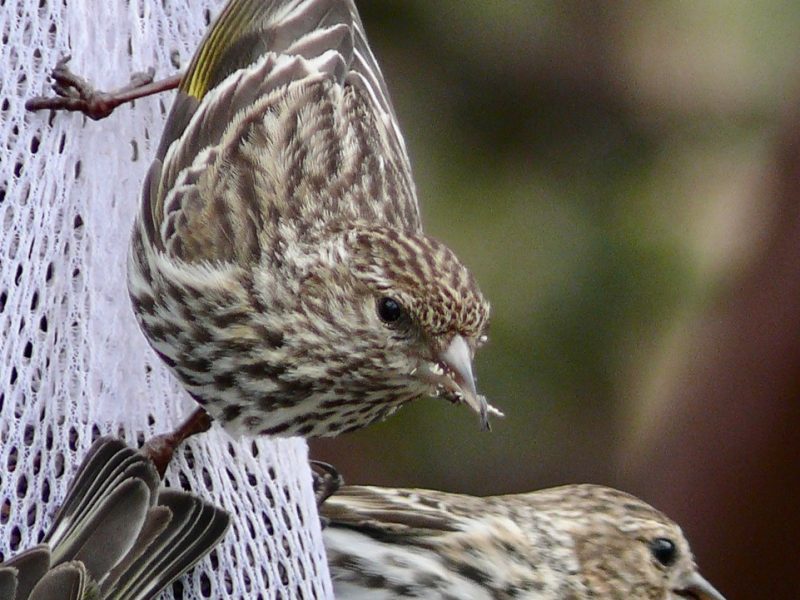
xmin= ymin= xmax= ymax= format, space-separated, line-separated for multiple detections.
xmin=377 ymin=297 xmax=404 ymax=323
xmin=649 ymin=537 xmax=678 ymax=566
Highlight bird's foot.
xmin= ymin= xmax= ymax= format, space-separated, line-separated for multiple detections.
xmin=311 ymin=460 xmax=344 ymax=529
xmin=26 ymin=56 xmax=181 ymax=120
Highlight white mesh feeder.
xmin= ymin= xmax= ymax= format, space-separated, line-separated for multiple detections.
xmin=0 ymin=1 xmax=332 ymax=597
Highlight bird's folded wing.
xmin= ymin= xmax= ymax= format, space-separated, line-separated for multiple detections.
xmin=0 ymin=546 xmax=51 ymax=600
xmin=143 ymin=0 xmax=419 ymax=261
xmin=102 ymin=490 xmax=230 ymax=599
xmin=27 ymin=561 xmax=95 ymax=600
xmin=44 ymin=438 xmax=160 ymax=571
xmin=321 ymin=486 xmax=473 ymax=539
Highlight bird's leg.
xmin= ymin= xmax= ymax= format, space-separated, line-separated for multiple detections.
xmin=25 ymin=56 xmax=182 ymax=121
xmin=142 ymin=407 xmax=212 ymax=478
xmin=311 ymin=460 xmax=344 ymax=505
xmin=310 ymin=460 xmax=344 ymax=529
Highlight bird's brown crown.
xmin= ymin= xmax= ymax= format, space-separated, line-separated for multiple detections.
xmin=345 ymin=227 xmax=489 ymax=345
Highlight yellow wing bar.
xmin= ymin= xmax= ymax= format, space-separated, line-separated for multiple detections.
xmin=182 ymin=0 xmax=264 ymax=99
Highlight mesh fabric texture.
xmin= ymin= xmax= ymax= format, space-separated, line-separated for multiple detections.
xmin=0 ymin=1 xmax=333 ymax=597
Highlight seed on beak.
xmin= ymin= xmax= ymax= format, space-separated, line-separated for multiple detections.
xmin=419 ymin=335 xmax=503 ymax=430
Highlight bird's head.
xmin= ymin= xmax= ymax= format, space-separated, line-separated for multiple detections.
xmin=555 ymin=486 xmax=725 ymax=600
xmin=608 ymin=517 xmax=725 ymax=600
xmin=297 ymin=225 xmax=499 ymax=430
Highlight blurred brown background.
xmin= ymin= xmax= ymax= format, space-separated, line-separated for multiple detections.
xmin=311 ymin=3 xmax=800 ymax=599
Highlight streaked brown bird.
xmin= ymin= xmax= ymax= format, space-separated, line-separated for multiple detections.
xmin=0 ymin=437 xmax=229 ymax=600
xmin=321 ymin=484 xmax=726 ymax=600
xmin=126 ymin=0 xmax=499 ymax=438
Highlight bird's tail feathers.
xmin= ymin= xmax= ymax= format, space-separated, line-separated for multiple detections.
xmin=1 ymin=437 xmax=230 ymax=600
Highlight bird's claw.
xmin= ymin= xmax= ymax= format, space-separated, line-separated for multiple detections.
xmin=129 ymin=67 xmax=157 ymax=89
xmin=26 ymin=56 xmax=157 ymax=120
xmin=311 ymin=461 xmax=343 ymax=530
xmin=311 ymin=460 xmax=344 ymax=507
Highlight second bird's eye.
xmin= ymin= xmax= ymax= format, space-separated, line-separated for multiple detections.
xmin=649 ymin=537 xmax=678 ymax=566
xmin=377 ymin=297 xmax=404 ymax=323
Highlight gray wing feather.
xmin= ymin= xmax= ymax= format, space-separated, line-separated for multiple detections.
xmin=0 ymin=567 xmax=18 ymax=600
xmin=0 ymin=546 xmax=50 ymax=600
xmin=45 ymin=439 xmax=159 ymax=566
xmin=27 ymin=562 xmax=90 ymax=600
xmin=0 ymin=437 xmax=229 ymax=600
xmin=104 ymin=491 xmax=230 ymax=600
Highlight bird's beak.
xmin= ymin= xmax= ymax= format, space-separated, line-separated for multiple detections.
xmin=676 ymin=572 xmax=726 ymax=600
xmin=419 ymin=334 xmax=503 ymax=431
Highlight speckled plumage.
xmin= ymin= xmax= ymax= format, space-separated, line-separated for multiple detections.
xmin=128 ymin=0 xmax=497 ymax=437
xmin=321 ymin=484 xmax=726 ymax=600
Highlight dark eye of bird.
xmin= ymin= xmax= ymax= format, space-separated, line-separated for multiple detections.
xmin=649 ymin=537 xmax=678 ymax=566
xmin=377 ymin=297 xmax=404 ymax=323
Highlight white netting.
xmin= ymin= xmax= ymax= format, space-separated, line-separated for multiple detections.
xmin=0 ymin=1 xmax=333 ymax=597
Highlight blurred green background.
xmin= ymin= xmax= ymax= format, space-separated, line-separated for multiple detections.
xmin=311 ymin=2 xmax=800 ymax=599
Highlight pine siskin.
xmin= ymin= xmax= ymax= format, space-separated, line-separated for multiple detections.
xmin=0 ymin=437 xmax=229 ymax=600
xmin=126 ymin=0 xmax=499 ymax=439
xmin=321 ymin=484 xmax=726 ymax=600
